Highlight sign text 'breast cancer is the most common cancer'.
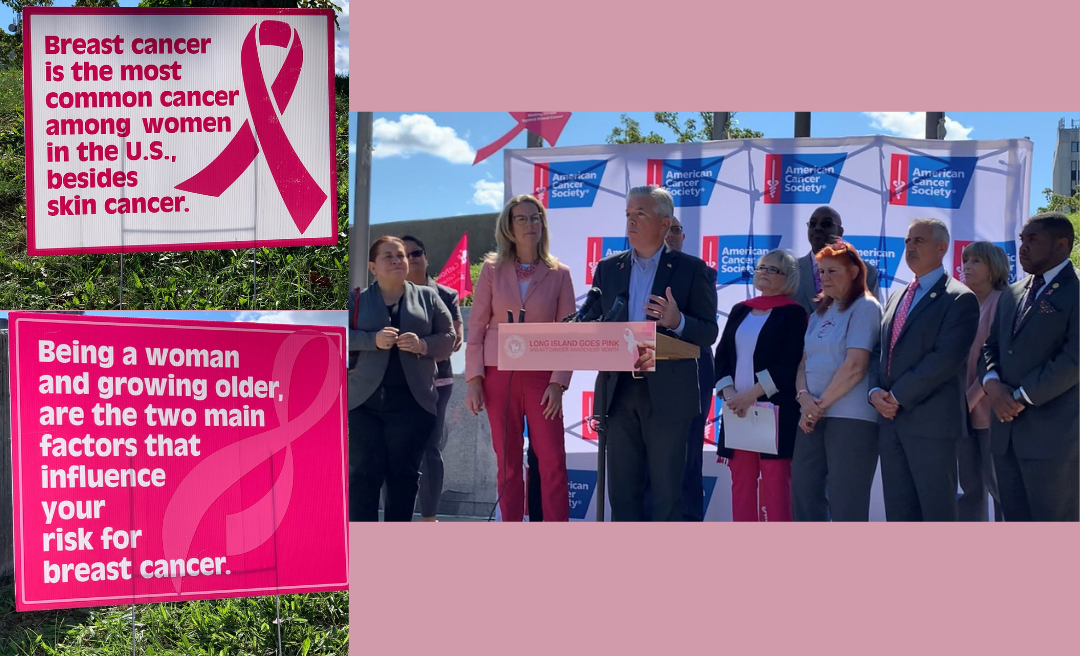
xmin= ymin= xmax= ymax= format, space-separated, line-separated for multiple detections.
xmin=23 ymin=9 xmax=337 ymax=255
xmin=7 ymin=313 xmax=348 ymax=611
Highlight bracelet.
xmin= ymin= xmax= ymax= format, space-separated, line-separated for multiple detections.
xmin=550 ymin=383 xmax=567 ymax=392
xmin=796 ymin=389 xmax=810 ymax=401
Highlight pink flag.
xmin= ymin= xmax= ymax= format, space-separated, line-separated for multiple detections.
xmin=473 ymin=112 xmax=572 ymax=165
xmin=437 ymin=233 xmax=473 ymax=300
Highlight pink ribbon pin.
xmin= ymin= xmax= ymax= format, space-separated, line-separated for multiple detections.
xmin=175 ymin=21 xmax=327 ymax=234
xmin=160 ymin=331 xmax=341 ymax=594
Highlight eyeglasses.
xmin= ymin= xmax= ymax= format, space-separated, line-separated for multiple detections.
xmin=755 ymin=265 xmax=786 ymax=275
xmin=668 ymin=226 xmax=683 ymax=234
xmin=406 ymin=249 xmax=425 ymax=259
xmin=807 ymin=219 xmax=837 ymax=230
xmin=513 ymin=214 xmax=543 ymax=226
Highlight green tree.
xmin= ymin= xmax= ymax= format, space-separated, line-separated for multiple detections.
xmin=607 ymin=112 xmax=763 ymax=144
xmin=1036 ymin=186 xmax=1080 ymax=214
xmin=74 ymin=0 xmax=120 ymax=6
xmin=137 ymin=0 xmax=344 ymax=27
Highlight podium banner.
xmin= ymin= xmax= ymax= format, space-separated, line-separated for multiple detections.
xmin=6 ymin=313 xmax=348 ymax=610
xmin=497 ymin=322 xmax=656 ymax=373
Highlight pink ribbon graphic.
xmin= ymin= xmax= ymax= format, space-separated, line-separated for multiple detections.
xmin=175 ymin=21 xmax=327 ymax=233
xmin=160 ymin=331 xmax=341 ymax=593
xmin=472 ymin=112 xmax=572 ymax=165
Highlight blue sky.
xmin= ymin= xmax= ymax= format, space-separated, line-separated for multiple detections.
xmin=349 ymin=112 xmax=1074 ymax=225
xmin=42 ymin=0 xmax=349 ymax=74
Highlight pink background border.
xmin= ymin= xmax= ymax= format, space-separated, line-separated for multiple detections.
xmin=22 ymin=8 xmax=338 ymax=256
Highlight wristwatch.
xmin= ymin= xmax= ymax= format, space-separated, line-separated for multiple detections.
xmin=1011 ymin=388 xmax=1027 ymax=405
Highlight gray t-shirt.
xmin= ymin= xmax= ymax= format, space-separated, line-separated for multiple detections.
xmin=804 ymin=295 xmax=882 ymax=422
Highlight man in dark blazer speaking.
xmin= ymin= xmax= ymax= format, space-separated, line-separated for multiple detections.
xmin=979 ymin=212 xmax=1078 ymax=521
xmin=792 ymin=206 xmax=880 ymax=313
xmin=591 ymin=186 xmax=718 ymax=521
xmin=870 ymin=218 xmax=979 ymax=521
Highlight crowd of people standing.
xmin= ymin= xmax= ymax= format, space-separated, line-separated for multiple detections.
xmin=348 ymin=188 xmax=1078 ymax=523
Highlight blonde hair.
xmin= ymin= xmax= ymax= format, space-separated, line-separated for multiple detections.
xmin=485 ymin=194 xmax=559 ymax=269
xmin=961 ymin=241 xmax=1011 ymax=290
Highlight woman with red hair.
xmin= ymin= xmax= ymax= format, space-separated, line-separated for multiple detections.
xmin=792 ymin=240 xmax=883 ymax=521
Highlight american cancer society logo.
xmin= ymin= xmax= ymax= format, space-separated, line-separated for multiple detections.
xmin=889 ymin=155 xmax=977 ymax=209
xmin=646 ymin=157 xmax=724 ymax=207
xmin=701 ymin=235 xmax=783 ymax=282
xmin=763 ymin=153 xmax=846 ymax=204
xmin=533 ymin=160 xmax=608 ymax=209
xmin=585 ymin=236 xmax=628 ymax=284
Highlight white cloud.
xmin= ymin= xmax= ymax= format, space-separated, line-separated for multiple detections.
xmin=372 ymin=114 xmax=475 ymax=164
xmin=864 ymin=112 xmax=974 ymax=141
xmin=471 ymin=179 xmax=504 ymax=211
xmin=335 ymin=1 xmax=349 ymax=76
xmin=234 ymin=311 xmax=346 ymax=327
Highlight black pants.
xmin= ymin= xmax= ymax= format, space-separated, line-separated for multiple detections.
xmin=418 ymin=383 xmax=453 ymax=518
xmin=607 ymin=374 xmax=690 ymax=522
xmin=994 ymin=439 xmax=1080 ymax=522
xmin=879 ymin=425 xmax=958 ymax=522
xmin=350 ymin=386 xmax=436 ymax=522
xmin=791 ymin=417 xmax=879 ymax=521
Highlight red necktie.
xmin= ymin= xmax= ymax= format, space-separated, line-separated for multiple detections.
xmin=887 ymin=279 xmax=920 ymax=376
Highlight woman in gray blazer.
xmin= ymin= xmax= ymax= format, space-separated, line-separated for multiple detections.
xmin=349 ymin=236 xmax=455 ymax=521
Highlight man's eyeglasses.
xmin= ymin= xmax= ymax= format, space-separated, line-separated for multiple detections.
xmin=755 ymin=265 xmax=786 ymax=276
xmin=407 ymin=249 xmax=425 ymax=259
xmin=668 ymin=226 xmax=683 ymax=234
xmin=513 ymin=214 xmax=543 ymax=226
xmin=807 ymin=219 xmax=837 ymax=230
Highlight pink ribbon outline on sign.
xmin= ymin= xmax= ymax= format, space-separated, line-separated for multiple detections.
xmin=160 ymin=330 xmax=341 ymax=594
xmin=174 ymin=21 xmax=328 ymax=234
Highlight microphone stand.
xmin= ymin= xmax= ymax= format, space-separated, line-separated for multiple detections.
xmin=595 ymin=362 xmax=609 ymax=522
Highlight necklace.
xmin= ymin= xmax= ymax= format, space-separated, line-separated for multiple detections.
xmin=514 ymin=258 xmax=539 ymax=281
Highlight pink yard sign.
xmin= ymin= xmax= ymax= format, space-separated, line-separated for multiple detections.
xmin=22 ymin=9 xmax=338 ymax=255
xmin=497 ymin=322 xmax=656 ymax=373
xmin=6 ymin=313 xmax=348 ymax=611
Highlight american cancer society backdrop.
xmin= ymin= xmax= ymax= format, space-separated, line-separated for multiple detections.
xmin=6 ymin=313 xmax=348 ymax=611
xmin=504 ymin=135 xmax=1033 ymax=458
xmin=22 ymin=8 xmax=337 ymax=255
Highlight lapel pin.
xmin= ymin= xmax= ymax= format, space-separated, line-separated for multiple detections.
xmin=930 ymin=292 xmax=937 ymax=299
xmin=1052 ymin=283 xmax=1059 ymax=289
xmin=666 ymin=263 xmax=673 ymax=268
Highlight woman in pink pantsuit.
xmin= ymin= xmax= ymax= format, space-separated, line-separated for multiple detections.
xmin=465 ymin=194 xmax=576 ymax=522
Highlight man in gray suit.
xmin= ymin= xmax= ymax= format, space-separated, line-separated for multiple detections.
xmin=792 ymin=206 xmax=880 ymax=313
xmin=870 ymin=218 xmax=979 ymax=521
xmin=979 ymin=212 xmax=1079 ymax=521
xmin=592 ymin=186 xmax=719 ymax=521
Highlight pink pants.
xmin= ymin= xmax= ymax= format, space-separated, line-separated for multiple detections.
xmin=483 ymin=367 xmax=569 ymax=522
xmin=729 ymin=450 xmax=793 ymax=522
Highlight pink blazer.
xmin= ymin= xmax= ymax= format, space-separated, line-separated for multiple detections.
xmin=465 ymin=259 xmax=576 ymax=387
xmin=966 ymin=288 xmax=1002 ymax=430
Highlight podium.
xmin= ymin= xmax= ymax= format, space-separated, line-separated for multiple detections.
xmin=497 ymin=321 xmax=701 ymax=520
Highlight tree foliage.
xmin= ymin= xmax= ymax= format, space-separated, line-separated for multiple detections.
xmin=1037 ymin=186 xmax=1080 ymax=214
xmin=607 ymin=112 xmax=763 ymax=144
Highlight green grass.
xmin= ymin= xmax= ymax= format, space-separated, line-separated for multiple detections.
xmin=0 ymin=71 xmax=350 ymax=311
xmin=0 ymin=576 xmax=348 ymax=655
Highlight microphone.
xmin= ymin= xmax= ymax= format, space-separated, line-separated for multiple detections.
xmin=562 ymin=287 xmax=603 ymax=322
xmin=603 ymin=293 xmax=628 ymax=323
xmin=518 ymin=308 xmax=526 ymax=324
xmin=507 ymin=310 xmax=514 ymax=323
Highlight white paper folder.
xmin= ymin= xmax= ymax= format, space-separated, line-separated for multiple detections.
xmin=721 ymin=402 xmax=779 ymax=455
